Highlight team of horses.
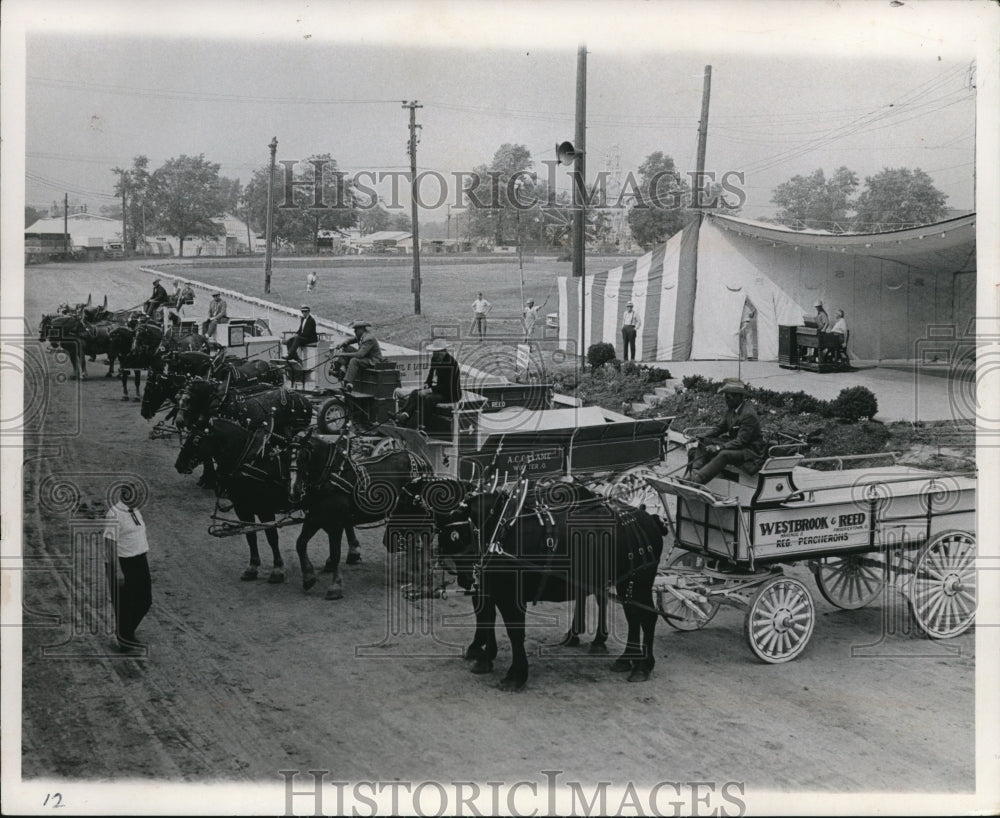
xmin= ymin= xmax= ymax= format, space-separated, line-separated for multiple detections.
xmin=42 ymin=292 xmax=670 ymax=689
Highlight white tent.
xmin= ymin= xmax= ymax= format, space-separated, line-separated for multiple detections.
xmin=558 ymin=212 xmax=976 ymax=362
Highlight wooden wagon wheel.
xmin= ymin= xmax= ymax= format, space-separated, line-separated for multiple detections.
xmin=657 ymin=550 xmax=722 ymax=631
xmin=744 ymin=576 xmax=815 ymax=663
xmin=317 ymin=396 xmax=347 ymax=434
xmin=814 ymin=554 xmax=884 ymax=610
xmin=370 ymin=437 xmax=403 ymax=457
xmin=604 ymin=466 xmax=666 ymax=519
xmin=907 ymin=529 xmax=976 ymax=639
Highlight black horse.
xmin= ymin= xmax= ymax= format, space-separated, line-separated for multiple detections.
xmin=388 ymin=476 xmax=614 ymax=651
xmin=39 ymin=313 xmax=118 ymax=379
xmin=288 ymin=430 xmax=431 ymax=600
xmin=175 ymin=380 xmax=313 ymax=493
xmin=175 ymin=418 xmax=294 ymax=583
xmin=418 ymin=477 xmax=665 ymax=690
xmin=139 ymin=350 xmax=217 ymax=421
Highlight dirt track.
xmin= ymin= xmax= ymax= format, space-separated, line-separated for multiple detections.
xmin=17 ymin=263 xmax=976 ymax=812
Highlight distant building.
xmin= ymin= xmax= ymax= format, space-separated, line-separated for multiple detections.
xmin=24 ymin=213 xmax=124 ymax=262
xmin=175 ymin=213 xmax=256 ymax=257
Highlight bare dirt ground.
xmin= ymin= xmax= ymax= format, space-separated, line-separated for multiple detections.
xmin=14 ymin=262 xmax=977 ymax=812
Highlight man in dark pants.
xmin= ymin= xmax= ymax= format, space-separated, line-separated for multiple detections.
xmin=689 ymin=379 xmax=767 ymax=485
xmin=621 ymin=300 xmax=641 ymax=361
xmin=144 ymin=279 xmax=169 ymax=318
xmin=393 ymin=338 xmax=461 ymax=429
xmin=285 ymin=305 xmax=318 ymax=362
xmin=103 ymin=497 xmax=153 ymax=653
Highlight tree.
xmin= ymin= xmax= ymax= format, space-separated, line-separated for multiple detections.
xmin=626 ymin=152 xmax=692 ymax=249
xmin=388 ymin=212 xmax=412 ymax=232
xmin=852 ymin=167 xmax=948 ymax=231
xmin=112 ymin=155 xmax=151 ymax=252
xmin=465 ymin=143 xmax=533 ymax=246
xmin=358 ymin=202 xmax=392 ymax=235
xmin=771 ymin=166 xmax=858 ymax=231
xmin=25 ymin=205 xmax=42 ymax=228
xmin=241 ymin=154 xmax=358 ymax=252
xmin=146 ymin=154 xmax=225 ymax=257
xmin=216 ymin=176 xmax=243 ymax=215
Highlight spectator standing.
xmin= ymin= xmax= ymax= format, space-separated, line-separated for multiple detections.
xmin=306 ymin=271 xmax=318 ymax=293
xmin=522 ymin=299 xmax=539 ymax=343
xmin=103 ymin=497 xmax=153 ymax=653
xmin=471 ymin=292 xmax=492 ymax=341
xmin=621 ymin=301 xmax=641 ymax=361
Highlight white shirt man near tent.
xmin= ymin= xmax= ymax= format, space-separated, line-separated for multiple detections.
xmin=621 ymin=301 xmax=641 ymax=361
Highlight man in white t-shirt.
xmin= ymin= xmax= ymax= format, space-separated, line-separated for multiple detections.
xmin=471 ymin=292 xmax=492 ymax=341
xmin=103 ymin=499 xmax=153 ymax=653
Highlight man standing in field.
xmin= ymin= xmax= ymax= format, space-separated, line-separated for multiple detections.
xmin=471 ymin=292 xmax=492 ymax=341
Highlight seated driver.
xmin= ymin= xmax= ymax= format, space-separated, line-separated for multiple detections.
xmin=392 ymin=338 xmax=461 ymax=429
xmin=331 ymin=319 xmax=384 ymax=387
xmin=688 ymin=379 xmax=766 ymax=484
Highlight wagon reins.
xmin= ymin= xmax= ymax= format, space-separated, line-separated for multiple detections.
xmin=472 ymin=481 xmax=661 ymax=602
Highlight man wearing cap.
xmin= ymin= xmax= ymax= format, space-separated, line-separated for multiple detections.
xmin=201 ymin=292 xmax=228 ymax=337
xmin=621 ymin=301 xmax=641 ymax=361
xmin=393 ymin=339 xmax=461 ymax=429
xmin=813 ymin=301 xmax=829 ymax=332
xmin=332 ymin=319 xmax=384 ymax=385
xmin=144 ymin=278 xmax=169 ymax=318
xmin=285 ymin=305 xmax=318 ymax=362
xmin=688 ymin=379 xmax=766 ymax=485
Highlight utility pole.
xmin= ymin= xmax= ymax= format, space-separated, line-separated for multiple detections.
xmin=119 ymin=172 xmax=127 ymax=256
xmin=674 ymin=65 xmax=712 ymax=362
xmin=264 ymin=137 xmax=277 ymax=293
xmin=694 ymin=65 xmax=712 ymax=208
xmin=64 ymin=193 xmax=70 ymax=257
xmin=403 ymin=101 xmax=423 ymax=314
xmin=573 ymin=45 xmax=587 ymax=361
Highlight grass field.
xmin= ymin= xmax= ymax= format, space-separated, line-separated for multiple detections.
xmin=151 ymin=254 xmax=632 ymax=351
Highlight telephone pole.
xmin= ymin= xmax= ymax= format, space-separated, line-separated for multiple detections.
xmin=264 ymin=137 xmax=277 ymax=293
xmin=64 ymin=192 xmax=70 ymax=256
xmin=573 ymin=45 xmax=587 ymax=363
xmin=694 ymin=65 xmax=712 ymax=208
xmin=403 ymin=101 xmax=423 ymax=314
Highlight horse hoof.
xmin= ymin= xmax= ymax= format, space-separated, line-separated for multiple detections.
xmin=610 ymin=657 xmax=632 ymax=673
xmin=561 ymin=633 xmax=581 ymax=648
xmin=240 ymin=567 xmax=259 ymax=581
xmin=346 ymin=552 xmax=362 ymax=566
xmin=321 ymin=559 xmax=336 ymax=574
xmin=302 ymin=574 xmax=317 ymax=591
xmin=267 ymin=569 xmax=285 ymax=584
xmin=499 ymin=676 xmax=526 ymax=692
xmin=588 ymin=641 xmax=609 ymax=655
xmin=470 ymin=660 xmax=493 ymax=675
xmin=627 ymin=668 xmax=651 ymax=683
xmin=133 ymin=396 xmax=142 ymax=403
xmin=325 ymin=584 xmax=344 ymax=601
xmin=465 ymin=645 xmax=487 ymax=661
xmin=121 ymin=396 xmax=130 ymax=402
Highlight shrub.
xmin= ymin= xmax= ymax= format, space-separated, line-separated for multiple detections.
xmin=786 ymin=391 xmax=830 ymax=416
xmin=830 ymin=386 xmax=878 ymax=422
xmin=586 ymin=342 xmax=616 ymax=370
xmin=682 ymin=374 xmax=712 ymax=391
xmin=643 ymin=365 xmax=672 ymax=383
